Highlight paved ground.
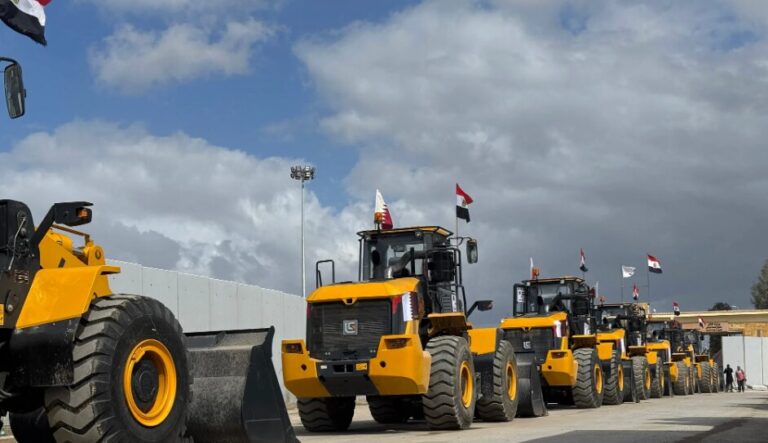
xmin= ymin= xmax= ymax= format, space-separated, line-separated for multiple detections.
xmin=0 ymin=390 xmax=762 ymax=442
xmin=290 ymin=390 xmax=768 ymax=443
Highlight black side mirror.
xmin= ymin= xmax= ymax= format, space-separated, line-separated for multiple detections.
xmin=54 ymin=202 xmax=93 ymax=227
xmin=4 ymin=62 xmax=25 ymax=119
xmin=467 ymin=299 xmax=494 ymax=317
xmin=466 ymin=238 xmax=478 ymax=264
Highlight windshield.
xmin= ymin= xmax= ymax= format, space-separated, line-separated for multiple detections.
xmin=361 ymin=233 xmax=426 ymax=281
xmin=596 ymin=306 xmax=628 ymax=329
xmin=528 ymin=282 xmax=572 ymax=313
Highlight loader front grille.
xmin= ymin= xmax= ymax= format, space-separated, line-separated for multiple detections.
xmin=503 ymin=328 xmax=557 ymax=364
xmin=307 ymin=300 xmax=391 ymax=361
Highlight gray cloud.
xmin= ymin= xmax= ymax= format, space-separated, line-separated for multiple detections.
xmin=295 ymin=0 xmax=768 ymax=317
xmin=0 ymin=121 xmax=364 ymax=295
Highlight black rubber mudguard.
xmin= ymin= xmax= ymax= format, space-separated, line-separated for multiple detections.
xmin=515 ymin=353 xmax=548 ymax=417
xmin=184 ymin=327 xmax=299 ymax=443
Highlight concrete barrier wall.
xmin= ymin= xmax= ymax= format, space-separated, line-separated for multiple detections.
xmin=722 ymin=336 xmax=766 ymax=386
xmin=107 ymin=260 xmax=306 ymax=404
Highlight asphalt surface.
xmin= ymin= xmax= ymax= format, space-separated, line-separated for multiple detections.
xmin=290 ymin=390 xmax=768 ymax=443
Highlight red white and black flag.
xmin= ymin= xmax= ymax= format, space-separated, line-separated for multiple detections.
xmin=456 ymin=183 xmax=473 ymax=222
xmin=0 ymin=0 xmax=50 ymax=45
xmin=647 ymin=254 xmax=662 ymax=274
xmin=579 ymin=248 xmax=588 ymax=272
xmin=698 ymin=316 xmax=706 ymax=329
xmin=673 ymin=302 xmax=680 ymax=316
xmin=632 ymin=283 xmax=639 ymax=301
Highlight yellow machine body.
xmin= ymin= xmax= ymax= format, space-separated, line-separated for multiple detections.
xmin=499 ymin=311 xmax=584 ymax=388
xmin=14 ymin=226 xmax=119 ymax=328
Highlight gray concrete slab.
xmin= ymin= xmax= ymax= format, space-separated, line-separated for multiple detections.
xmin=289 ymin=390 xmax=768 ymax=443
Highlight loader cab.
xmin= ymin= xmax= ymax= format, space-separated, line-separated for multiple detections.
xmin=595 ymin=303 xmax=648 ymax=347
xmin=357 ymin=226 xmax=470 ymax=314
xmin=514 ymin=277 xmax=595 ymax=334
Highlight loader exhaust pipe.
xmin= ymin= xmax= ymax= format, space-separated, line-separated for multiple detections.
xmin=184 ymin=327 xmax=298 ymax=443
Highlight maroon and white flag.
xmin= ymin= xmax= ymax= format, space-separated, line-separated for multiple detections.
xmin=647 ymin=254 xmax=662 ymax=274
xmin=673 ymin=302 xmax=680 ymax=316
xmin=0 ymin=0 xmax=50 ymax=45
xmin=374 ymin=189 xmax=393 ymax=230
xmin=698 ymin=316 xmax=706 ymax=329
xmin=632 ymin=283 xmax=639 ymax=301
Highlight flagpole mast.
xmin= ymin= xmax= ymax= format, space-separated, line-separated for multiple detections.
xmin=620 ymin=266 xmax=624 ymax=303
xmin=647 ymin=264 xmax=651 ymax=301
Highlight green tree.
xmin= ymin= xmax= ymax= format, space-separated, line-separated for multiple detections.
xmin=752 ymin=260 xmax=768 ymax=309
xmin=710 ymin=302 xmax=732 ymax=311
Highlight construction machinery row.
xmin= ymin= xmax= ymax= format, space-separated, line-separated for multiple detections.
xmin=0 ymin=67 xmax=722 ymax=443
xmin=281 ymin=224 xmax=724 ymax=434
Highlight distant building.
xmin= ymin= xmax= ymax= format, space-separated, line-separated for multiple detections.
xmin=651 ymin=310 xmax=768 ymax=337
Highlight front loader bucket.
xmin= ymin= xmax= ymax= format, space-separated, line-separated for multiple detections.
xmin=515 ymin=353 xmax=547 ymax=417
xmin=184 ymin=327 xmax=298 ymax=443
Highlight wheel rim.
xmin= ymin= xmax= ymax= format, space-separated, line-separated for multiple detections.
xmin=506 ymin=362 xmax=517 ymax=401
xmin=460 ymin=361 xmax=473 ymax=408
xmin=123 ymin=339 xmax=177 ymax=427
xmin=644 ymin=368 xmax=651 ymax=390
xmin=594 ymin=364 xmax=603 ymax=394
xmin=618 ymin=364 xmax=624 ymax=391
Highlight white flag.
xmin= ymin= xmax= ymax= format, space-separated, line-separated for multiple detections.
xmin=621 ymin=266 xmax=636 ymax=278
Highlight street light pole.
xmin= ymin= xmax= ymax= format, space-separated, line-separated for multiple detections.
xmin=291 ymin=165 xmax=315 ymax=298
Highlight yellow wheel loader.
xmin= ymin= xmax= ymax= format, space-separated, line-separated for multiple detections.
xmin=0 ymin=200 xmax=296 ymax=443
xmin=282 ymin=226 xmax=518 ymax=431
xmin=682 ymin=329 xmax=718 ymax=394
xmin=651 ymin=321 xmax=696 ymax=396
xmin=502 ymin=276 xmax=610 ymax=414
xmin=595 ymin=303 xmax=671 ymax=401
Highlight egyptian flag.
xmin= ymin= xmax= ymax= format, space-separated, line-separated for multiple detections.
xmin=673 ymin=302 xmax=680 ymax=316
xmin=698 ymin=316 xmax=706 ymax=330
xmin=579 ymin=248 xmax=588 ymax=272
xmin=456 ymin=183 xmax=473 ymax=222
xmin=647 ymin=254 xmax=662 ymax=274
xmin=0 ymin=0 xmax=50 ymax=45
xmin=374 ymin=189 xmax=393 ymax=230
xmin=632 ymin=283 xmax=639 ymax=301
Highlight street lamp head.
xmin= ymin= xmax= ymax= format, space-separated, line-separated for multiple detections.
xmin=291 ymin=164 xmax=315 ymax=181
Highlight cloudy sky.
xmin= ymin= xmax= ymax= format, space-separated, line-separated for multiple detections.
xmin=2 ymin=0 xmax=767 ymax=321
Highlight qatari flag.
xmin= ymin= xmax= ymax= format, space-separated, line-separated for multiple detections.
xmin=0 ymin=0 xmax=50 ymax=45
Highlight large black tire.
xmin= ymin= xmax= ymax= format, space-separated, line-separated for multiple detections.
xmin=700 ymin=362 xmax=713 ymax=393
xmin=689 ymin=365 xmax=698 ymax=394
xmin=9 ymin=408 xmax=55 ymax=443
xmin=672 ymin=362 xmax=688 ymax=395
xmin=298 ymin=397 xmax=355 ymax=432
xmin=422 ymin=335 xmax=476 ymax=430
xmin=476 ymin=340 xmax=519 ymax=422
xmin=602 ymin=351 xmax=624 ymax=406
xmin=712 ymin=363 xmax=720 ymax=392
xmin=649 ymin=359 xmax=664 ymax=399
xmin=43 ymin=295 xmax=189 ymax=443
xmin=632 ymin=356 xmax=651 ymax=400
xmin=367 ymin=396 xmax=411 ymax=424
xmin=572 ymin=348 xmax=603 ymax=409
